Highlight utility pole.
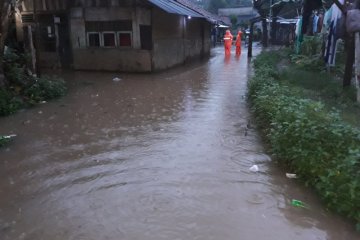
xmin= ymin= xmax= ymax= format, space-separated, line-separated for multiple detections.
xmin=33 ymin=0 xmax=41 ymax=77
xmin=269 ymin=0 xmax=272 ymax=44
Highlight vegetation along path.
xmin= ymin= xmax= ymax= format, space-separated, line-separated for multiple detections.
xmin=0 ymin=47 xmax=359 ymax=239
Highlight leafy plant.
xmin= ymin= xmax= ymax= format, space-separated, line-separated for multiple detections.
xmin=24 ymin=76 xmax=67 ymax=103
xmin=0 ymin=88 xmax=22 ymax=116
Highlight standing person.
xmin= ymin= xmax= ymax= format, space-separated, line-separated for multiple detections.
xmin=223 ymin=30 xmax=233 ymax=55
xmin=235 ymin=30 xmax=243 ymax=55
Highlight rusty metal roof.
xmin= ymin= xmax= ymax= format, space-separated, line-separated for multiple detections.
xmin=148 ymin=0 xmax=204 ymax=18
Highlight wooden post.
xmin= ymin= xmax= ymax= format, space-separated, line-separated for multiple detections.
xmin=343 ymin=33 xmax=355 ymax=87
xmin=331 ymin=0 xmax=355 ymax=87
xmin=33 ymin=0 xmax=41 ymax=77
xmin=248 ymin=21 xmax=254 ymax=58
xmin=0 ymin=1 xmax=12 ymax=87
xmin=261 ymin=16 xmax=268 ymax=47
xmin=271 ymin=16 xmax=277 ymax=44
xmin=355 ymin=33 xmax=360 ymax=102
xmin=27 ymin=25 xmax=36 ymax=73
xmin=54 ymin=15 xmax=61 ymax=68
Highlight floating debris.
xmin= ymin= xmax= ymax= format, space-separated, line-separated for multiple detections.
xmin=2 ymin=134 xmax=17 ymax=139
xmin=249 ymin=165 xmax=259 ymax=172
xmin=286 ymin=173 xmax=298 ymax=179
xmin=291 ymin=199 xmax=308 ymax=209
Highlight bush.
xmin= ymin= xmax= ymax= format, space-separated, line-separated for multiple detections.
xmin=290 ymin=54 xmax=325 ymax=72
xmin=0 ymin=135 xmax=11 ymax=147
xmin=248 ymin=51 xmax=360 ymax=228
xmin=24 ymin=76 xmax=67 ymax=103
xmin=0 ymin=88 xmax=22 ymax=116
xmin=3 ymin=48 xmax=32 ymax=87
xmin=0 ymin=48 xmax=67 ymax=118
xmin=300 ymin=36 xmax=322 ymax=56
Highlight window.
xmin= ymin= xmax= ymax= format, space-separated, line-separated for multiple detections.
xmin=118 ymin=32 xmax=132 ymax=47
xmin=87 ymin=32 xmax=100 ymax=47
xmin=85 ymin=21 xmax=133 ymax=48
xmin=103 ymin=32 xmax=116 ymax=47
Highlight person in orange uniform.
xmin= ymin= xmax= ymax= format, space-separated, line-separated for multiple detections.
xmin=235 ymin=30 xmax=243 ymax=56
xmin=223 ymin=30 xmax=233 ymax=55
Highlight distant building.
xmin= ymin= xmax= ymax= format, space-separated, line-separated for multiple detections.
xmin=16 ymin=0 xmax=221 ymax=72
xmin=218 ymin=7 xmax=258 ymax=24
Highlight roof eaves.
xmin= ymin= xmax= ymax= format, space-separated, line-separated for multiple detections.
xmin=148 ymin=0 xmax=204 ymax=18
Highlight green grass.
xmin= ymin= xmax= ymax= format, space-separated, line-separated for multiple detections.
xmin=278 ymin=66 xmax=360 ymax=127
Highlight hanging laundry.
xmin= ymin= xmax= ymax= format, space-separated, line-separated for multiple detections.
xmin=317 ymin=12 xmax=324 ymax=33
xmin=295 ymin=17 xmax=303 ymax=54
xmin=322 ymin=7 xmax=333 ymax=32
xmin=313 ymin=14 xmax=319 ymax=34
xmin=324 ymin=0 xmax=345 ymax=66
xmin=301 ymin=0 xmax=323 ymax=34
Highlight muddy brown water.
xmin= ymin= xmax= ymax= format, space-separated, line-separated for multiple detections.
xmin=0 ymin=47 xmax=359 ymax=240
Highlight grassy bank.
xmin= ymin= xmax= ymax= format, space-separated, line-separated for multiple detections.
xmin=0 ymin=49 xmax=67 ymax=147
xmin=248 ymin=50 xmax=360 ymax=229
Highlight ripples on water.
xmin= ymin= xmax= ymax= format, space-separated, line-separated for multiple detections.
xmin=0 ymin=47 xmax=358 ymax=240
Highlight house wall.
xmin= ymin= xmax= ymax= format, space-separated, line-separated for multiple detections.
xmin=72 ymin=48 xmax=151 ymax=72
xmin=19 ymin=0 xmax=211 ymax=72
xmin=70 ymin=6 xmax=152 ymax=72
xmin=152 ymin=8 xmax=211 ymax=71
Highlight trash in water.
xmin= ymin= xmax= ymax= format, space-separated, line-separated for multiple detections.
xmin=0 ymin=135 xmax=16 ymax=146
xmin=291 ymin=199 xmax=307 ymax=208
xmin=249 ymin=165 xmax=259 ymax=172
xmin=40 ymin=101 xmax=47 ymax=104
xmin=2 ymin=134 xmax=17 ymax=139
xmin=112 ymin=77 xmax=122 ymax=82
xmin=286 ymin=173 xmax=297 ymax=179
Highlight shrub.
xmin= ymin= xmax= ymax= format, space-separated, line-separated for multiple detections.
xmin=0 ymin=135 xmax=11 ymax=147
xmin=24 ymin=76 xmax=67 ymax=103
xmin=248 ymin=51 xmax=360 ymax=228
xmin=0 ymin=88 xmax=22 ymax=116
xmin=300 ymin=36 xmax=322 ymax=56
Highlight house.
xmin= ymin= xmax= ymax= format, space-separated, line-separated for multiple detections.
xmin=218 ymin=7 xmax=258 ymax=25
xmin=16 ymin=0 xmax=220 ymax=72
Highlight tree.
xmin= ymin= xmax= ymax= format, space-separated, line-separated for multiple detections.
xmin=253 ymin=0 xmax=269 ymax=47
xmin=230 ymin=14 xmax=238 ymax=28
xmin=0 ymin=0 xmax=13 ymax=87
xmin=253 ymin=0 xmax=301 ymax=46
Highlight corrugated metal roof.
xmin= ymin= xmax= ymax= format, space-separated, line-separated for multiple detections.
xmin=177 ymin=0 xmax=221 ymax=23
xmin=148 ymin=0 xmax=204 ymax=18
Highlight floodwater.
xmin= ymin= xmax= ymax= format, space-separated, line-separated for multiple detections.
xmin=0 ymin=47 xmax=359 ymax=240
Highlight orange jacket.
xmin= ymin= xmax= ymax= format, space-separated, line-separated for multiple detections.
xmin=223 ymin=30 xmax=233 ymax=47
xmin=235 ymin=31 xmax=242 ymax=47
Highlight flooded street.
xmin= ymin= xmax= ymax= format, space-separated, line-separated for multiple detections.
xmin=0 ymin=47 xmax=359 ymax=240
